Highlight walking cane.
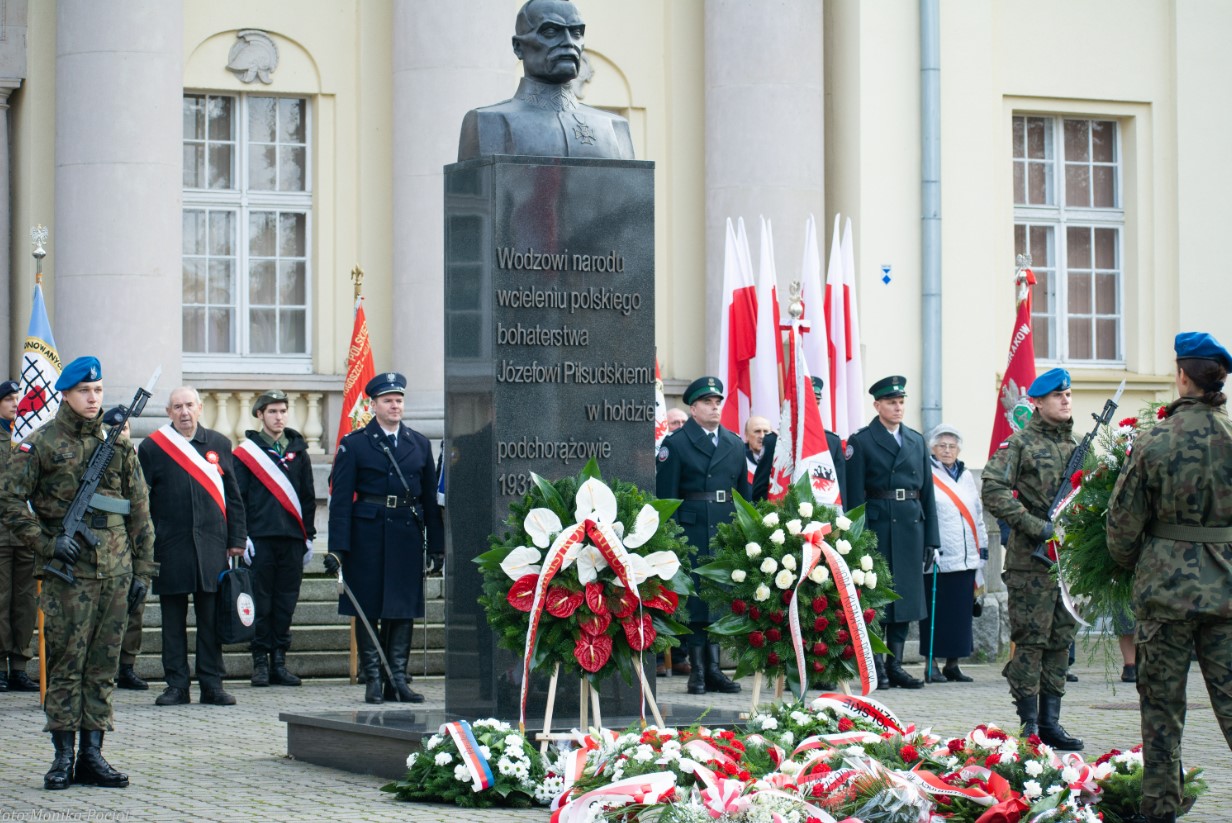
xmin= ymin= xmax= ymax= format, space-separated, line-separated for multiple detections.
xmin=927 ymin=549 xmax=939 ymax=683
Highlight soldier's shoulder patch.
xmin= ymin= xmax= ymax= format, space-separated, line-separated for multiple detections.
xmin=337 ymin=442 xmax=347 ymax=454
xmin=997 ymin=440 xmax=1010 ymax=450
xmin=844 ymin=443 xmax=854 ymax=459
xmin=18 ymin=442 xmax=31 ymax=453
xmin=657 ymin=445 xmax=669 ymax=462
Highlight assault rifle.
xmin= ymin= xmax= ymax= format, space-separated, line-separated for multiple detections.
xmin=44 ymin=368 xmax=161 ymax=585
xmin=1031 ymin=378 xmax=1127 ymax=567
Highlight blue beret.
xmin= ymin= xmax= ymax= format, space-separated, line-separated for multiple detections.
xmin=102 ymin=406 xmax=135 ymax=428
xmin=1027 ymin=367 xmax=1071 ymax=398
xmin=55 ymin=356 xmax=102 ymax=391
xmin=0 ymin=379 xmax=18 ymax=399
xmin=683 ymin=376 xmax=723 ymax=405
xmin=869 ymin=375 xmax=907 ymax=399
xmin=1175 ymin=332 xmax=1232 ymax=370
xmin=365 ymin=371 xmax=407 ymax=398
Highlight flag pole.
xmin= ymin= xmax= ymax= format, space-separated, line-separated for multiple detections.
xmin=346 ymin=264 xmax=365 ymax=683
xmin=31 ymin=225 xmax=48 ymax=705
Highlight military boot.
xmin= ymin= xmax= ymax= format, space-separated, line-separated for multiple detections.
xmin=686 ymin=645 xmax=706 ymax=695
xmin=9 ymin=665 xmax=38 ymax=692
xmin=885 ymin=639 xmax=925 ymax=689
xmin=1014 ymin=694 xmax=1039 ymax=737
xmin=270 ymin=649 xmax=302 ymax=687
xmin=44 ymin=731 xmax=75 ymax=790
xmin=1038 ymin=693 xmax=1083 ymax=751
xmin=386 ymin=621 xmax=423 ymax=702
xmin=250 ymin=652 xmax=270 ymax=687
xmin=704 ymin=643 xmax=741 ymax=693
xmin=874 ymin=655 xmax=888 ymax=690
xmin=73 ymin=731 xmax=128 ymax=788
xmin=355 ymin=629 xmax=383 ymax=704
xmin=116 ymin=664 xmax=149 ymax=691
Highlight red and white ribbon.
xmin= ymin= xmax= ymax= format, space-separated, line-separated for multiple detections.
xmin=900 ymin=764 xmax=995 ymax=804
xmin=810 ymin=693 xmax=904 ymax=736
xmin=816 ymin=539 xmax=877 ymax=695
xmin=549 ymin=772 xmax=677 ymax=823
xmin=146 ymin=424 xmax=226 ymax=516
xmin=234 ymin=439 xmax=306 ymax=537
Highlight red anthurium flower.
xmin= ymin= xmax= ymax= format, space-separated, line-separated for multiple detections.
xmin=768 ymin=610 xmax=785 ymax=625
xmin=812 ymin=641 xmax=828 ymax=656
xmin=749 ymin=631 xmax=766 ymax=648
xmin=749 ymin=606 xmax=762 ymax=621
xmin=731 ymin=599 xmax=748 ymax=615
xmin=812 ymin=596 xmax=828 ymax=613
xmin=574 ymin=633 xmax=613 ymax=672
xmin=767 ymin=652 xmax=780 ymax=665
xmin=766 ymin=628 xmax=781 ymax=642
xmin=813 ymin=616 xmax=830 ymax=632
xmin=585 ymin=582 xmax=608 ymax=615
xmin=506 ymin=574 xmax=538 ymax=613
xmin=643 ymin=589 xmax=679 ymax=613
xmin=836 ymin=629 xmax=850 ymax=644
xmin=578 ymin=611 xmax=612 ymax=636
xmin=622 ymin=614 xmax=656 ymax=651
xmin=545 ymin=587 xmax=584 ymax=618
xmin=611 ymin=588 xmax=638 ymax=619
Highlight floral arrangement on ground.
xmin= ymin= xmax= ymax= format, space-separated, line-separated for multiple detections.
xmin=475 ymin=459 xmax=694 ymax=685
xmin=695 ymin=473 xmax=895 ymax=694
xmin=382 ymin=695 xmax=1207 ymax=821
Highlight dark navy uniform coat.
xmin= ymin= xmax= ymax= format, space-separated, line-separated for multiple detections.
xmin=844 ymin=418 xmax=940 ymax=623
xmin=751 ymin=431 xmax=847 ymax=505
xmin=655 ymin=418 xmax=751 ymax=623
xmin=328 ymin=419 xmax=444 ymax=620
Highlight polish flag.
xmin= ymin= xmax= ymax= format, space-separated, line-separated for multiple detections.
xmin=824 ymin=215 xmax=849 ymax=438
xmin=840 ymin=217 xmax=865 ymax=434
xmin=750 ymin=217 xmax=783 ymax=424
xmin=988 ymin=267 xmax=1038 ymax=456
xmin=718 ymin=218 xmax=757 ymax=435
xmin=799 ymin=214 xmax=830 ymax=429
xmin=653 ymin=358 xmax=669 ymax=449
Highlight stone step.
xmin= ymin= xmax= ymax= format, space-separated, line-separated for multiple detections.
xmin=139 ymin=596 xmax=446 ymax=628
xmin=132 ymin=622 xmax=448 ymax=655
xmin=128 ymin=648 xmax=446 ymax=682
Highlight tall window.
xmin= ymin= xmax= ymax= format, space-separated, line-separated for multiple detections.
xmin=182 ymin=94 xmax=311 ymax=369
xmin=1012 ymin=115 xmax=1123 ymax=363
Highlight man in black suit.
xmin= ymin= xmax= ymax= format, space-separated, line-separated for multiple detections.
xmin=656 ymin=376 xmax=749 ymax=695
xmin=750 ymin=377 xmax=846 ymax=505
xmin=844 ymin=376 xmax=939 ymax=690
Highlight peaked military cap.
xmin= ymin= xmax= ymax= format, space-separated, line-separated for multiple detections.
xmin=869 ymin=375 xmax=907 ymax=399
xmin=0 ymin=379 xmax=18 ymax=400
xmin=252 ymin=389 xmax=289 ymax=417
xmin=683 ymin=376 xmax=724 ymax=405
xmin=1027 ymin=367 xmax=1071 ymax=398
xmin=102 ymin=405 xmax=136 ymax=428
xmin=365 ymin=371 xmax=407 ymax=398
xmin=810 ymin=375 xmax=825 ymax=396
xmin=55 ymin=356 xmax=102 ymax=391
xmin=1174 ymin=332 xmax=1232 ymax=370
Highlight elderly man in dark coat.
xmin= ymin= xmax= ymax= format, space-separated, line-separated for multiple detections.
xmin=656 ymin=376 xmax=749 ymax=696
xmin=326 ymin=372 xmax=444 ymax=704
xmin=845 ymin=376 xmax=939 ymax=690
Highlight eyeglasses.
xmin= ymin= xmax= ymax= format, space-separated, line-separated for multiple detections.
xmin=933 ymin=443 xmax=959 ymax=451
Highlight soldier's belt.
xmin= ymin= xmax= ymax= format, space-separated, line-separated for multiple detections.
xmin=86 ymin=513 xmax=126 ymax=529
xmin=867 ymin=488 xmax=920 ymax=501
xmin=89 ymin=493 xmax=131 ymax=515
xmin=683 ymin=491 xmax=728 ymax=503
xmin=357 ymin=493 xmax=421 ymax=510
xmin=1148 ymin=521 xmax=1232 ymax=543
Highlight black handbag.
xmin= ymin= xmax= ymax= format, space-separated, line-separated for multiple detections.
xmin=217 ymin=557 xmax=256 ymax=645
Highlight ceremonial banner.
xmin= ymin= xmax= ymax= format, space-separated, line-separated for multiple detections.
xmin=823 ymin=215 xmax=848 ymax=438
xmin=335 ymin=297 xmax=376 ymax=451
xmin=988 ymin=267 xmax=1038 ymax=457
xmin=653 ymin=358 xmax=668 ymax=449
xmin=719 ymin=218 xmax=757 ymax=436
xmin=799 ymin=214 xmax=830 ymax=429
xmin=749 ymin=217 xmax=783 ymax=424
xmin=839 ymin=217 xmax=865 ymax=434
xmin=13 ymin=284 xmax=61 ymax=442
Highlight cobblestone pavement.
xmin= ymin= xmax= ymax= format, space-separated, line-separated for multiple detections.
xmin=0 ymin=647 xmax=1227 ymax=821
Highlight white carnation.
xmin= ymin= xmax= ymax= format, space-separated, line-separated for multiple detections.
xmin=835 ymin=538 xmax=852 ymax=555
xmin=758 ymin=716 xmax=779 ymax=731
xmin=835 ymin=515 xmax=853 ymax=531
xmin=775 ymin=569 xmax=796 ymax=589
xmin=760 ymin=557 xmax=778 ymax=574
xmin=506 ymin=734 xmax=524 ymax=748
xmin=865 ymin=572 xmax=878 ymax=589
xmin=1047 ymin=784 xmax=1065 ymax=796
xmin=762 ymin=513 xmax=780 ymax=527
xmin=798 ymin=502 xmax=814 ymax=518
xmin=851 ymin=569 xmax=865 ymax=586
xmin=434 ymin=752 xmax=453 ymax=766
xmin=1023 ymin=780 xmax=1042 ymax=800
xmin=731 ymin=569 xmax=747 ymax=583
xmin=633 ymin=744 xmax=655 ymax=763
xmin=478 ymin=745 xmax=491 ymax=759
xmin=406 ymin=752 xmax=419 ymax=769
xmin=1024 ymin=759 xmax=1044 ymax=777
xmin=745 ymin=542 xmax=763 ymax=558
xmin=453 ymin=763 xmax=471 ymax=782
xmin=1061 ymin=766 xmax=1080 ymax=784
xmin=859 ymin=555 xmax=874 ymax=572
xmin=809 ymin=566 xmax=830 ymax=584
xmin=786 ymin=519 xmax=803 ymax=535
xmin=781 ymin=554 xmax=797 ymax=571
xmin=425 ymin=734 xmax=444 ymax=750
xmin=754 ymin=584 xmax=771 ymax=602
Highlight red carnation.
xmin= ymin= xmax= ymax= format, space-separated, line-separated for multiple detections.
xmin=811 ymin=659 xmax=825 ymax=673
xmin=767 ymin=652 xmax=780 ymax=665
xmin=1070 ymin=469 xmax=1085 ymax=490
xmin=506 ymin=574 xmax=539 ymax=613
xmin=578 ymin=611 xmax=612 ymax=636
xmin=986 ymin=728 xmax=1009 ymax=741
xmin=749 ymin=606 xmax=762 ymax=621
xmin=622 ymin=614 xmax=656 ymax=651
xmin=574 ymin=632 xmax=613 ymax=672
xmin=841 ymin=645 xmax=855 ymax=659
xmin=611 ymin=588 xmax=638 ymax=619
xmin=1157 ymin=405 xmax=1168 ymax=420
xmin=766 ymin=628 xmax=782 ymax=642
xmin=1118 ymin=416 xmax=1138 ymax=429
xmin=812 ymin=596 xmax=828 ymax=614
xmin=546 ymin=586 xmax=584 ymax=618
xmin=984 ymin=753 xmax=1001 ymax=767
xmin=838 ymin=717 xmax=854 ymax=732
xmin=836 ymin=629 xmax=850 ymax=644
xmin=585 ymin=582 xmax=608 ymax=614
xmin=781 ymin=589 xmax=794 ymax=605
xmin=813 ymin=616 xmax=830 ymax=632
xmin=731 ymin=599 xmax=748 ymax=615
xmin=768 ymin=610 xmax=785 ymax=625
xmin=862 ymin=608 xmax=876 ymax=624
xmin=749 ymin=631 xmax=766 ymax=648
xmin=812 ymin=641 xmax=828 ymax=656
xmin=643 ymin=589 xmax=679 ymax=613
xmin=900 ymin=744 xmax=919 ymax=761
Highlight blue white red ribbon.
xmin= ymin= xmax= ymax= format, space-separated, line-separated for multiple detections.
xmin=442 ymin=720 xmax=494 ymax=792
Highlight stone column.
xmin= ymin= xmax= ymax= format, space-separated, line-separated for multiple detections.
xmin=0 ymin=80 xmax=20 ymax=375
xmin=703 ymin=1 xmax=825 ymax=372
xmin=54 ymin=0 xmax=182 ymax=400
xmin=390 ymin=0 xmax=515 ymax=436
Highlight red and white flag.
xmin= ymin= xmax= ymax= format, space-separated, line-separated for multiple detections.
xmin=799 ymin=214 xmax=830 ymax=429
xmin=335 ymin=297 xmax=376 ymax=451
xmin=824 ymin=215 xmax=849 ymax=438
xmin=718 ymin=218 xmax=757 ymax=435
xmin=653 ymin=358 xmax=669 ymax=449
xmin=840 ymin=217 xmax=865 ymax=434
xmin=988 ymin=267 xmax=1038 ymax=456
xmin=750 ymin=217 xmax=783 ymax=423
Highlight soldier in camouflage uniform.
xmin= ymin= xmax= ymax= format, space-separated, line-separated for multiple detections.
xmin=0 ymin=357 xmax=156 ymax=791
xmin=0 ymin=378 xmax=41 ymax=693
xmin=981 ymin=367 xmax=1083 ymax=751
xmin=1107 ymin=332 xmax=1232 ymax=823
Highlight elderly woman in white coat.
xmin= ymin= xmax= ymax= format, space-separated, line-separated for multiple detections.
xmin=919 ymin=423 xmax=989 ymax=683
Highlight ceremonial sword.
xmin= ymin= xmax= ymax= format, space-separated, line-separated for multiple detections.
xmin=334 ymin=569 xmax=398 ymax=689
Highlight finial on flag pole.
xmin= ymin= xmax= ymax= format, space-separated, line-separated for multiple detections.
xmin=351 ymin=264 xmax=365 ymax=302
xmin=787 ymin=281 xmax=804 ymax=322
xmin=31 ymin=225 xmax=48 ymax=285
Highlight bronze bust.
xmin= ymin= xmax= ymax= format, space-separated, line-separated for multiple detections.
xmin=458 ymin=0 xmax=635 ymax=161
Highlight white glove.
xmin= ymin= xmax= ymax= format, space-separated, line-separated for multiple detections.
xmin=302 ymin=539 xmax=314 ymax=569
xmin=243 ymin=537 xmax=256 ymax=566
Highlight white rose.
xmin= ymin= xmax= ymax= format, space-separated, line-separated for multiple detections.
xmin=775 ymin=569 xmax=796 ymax=589
xmin=769 ymin=529 xmax=786 ymax=545
xmin=851 ymin=569 xmax=865 ymax=586
xmin=745 ymin=542 xmax=763 ymax=558
xmin=762 ymin=513 xmax=780 ymax=527
xmin=760 ymin=557 xmax=778 ymax=574
xmin=435 ymin=752 xmax=453 ymax=766
xmin=835 ymin=538 xmax=852 ymax=555
xmin=1024 ymin=760 xmax=1044 ymax=777
xmin=859 ymin=555 xmax=874 ymax=572
xmin=754 ymin=584 xmax=771 ymax=602
xmin=731 ymin=569 xmax=747 ymax=583
xmin=835 ymin=515 xmax=853 ymax=531
xmin=781 ymin=554 xmax=797 ymax=571
xmin=798 ymin=502 xmax=814 ymax=518
xmin=786 ymin=519 xmax=803 ymax=535
xmin=865 ymin=572 xmax=878 ymax=589
xmin=1023 ymin=780 xmax=1042 ymax=800
xmin=809 ymin=566 xmax=830 ymax=584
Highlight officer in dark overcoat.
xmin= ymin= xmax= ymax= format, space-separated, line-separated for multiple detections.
xmin=656 ymin=376 xmax=749 ymax=695
xmin=845 ymin=376 xmax=939 ymax=690
xmin=326 ymin=372 xmax=444 ymax=704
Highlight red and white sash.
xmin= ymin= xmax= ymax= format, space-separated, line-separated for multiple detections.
xmin=234 ymin=439 xmax=306 ymax=538
xmin=146 ymin=424 xmax=226 ymax=517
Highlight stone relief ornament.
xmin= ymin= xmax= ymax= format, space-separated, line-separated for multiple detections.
xmin=227 ymin=30 xmax=278 ymax=85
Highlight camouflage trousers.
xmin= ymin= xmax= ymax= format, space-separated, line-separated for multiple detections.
xmin=1137 ymin=619 xmax=1232 ymax=818
xmin=120 ymin=595 xmax=146 ymax=666
xmin=0 ymin=542 xmax=37 ymax=664
xmin=1002 ymin=568 xmax=1077 ymax=699
xmin=39 ymin=572 xmax=129 ymax=731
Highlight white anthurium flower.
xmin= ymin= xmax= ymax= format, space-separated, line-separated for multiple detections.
xmin=574 ymin=477 xmax=619 ymax=526
xmin=611 ymin=521 xmax=626 ymax=538
xmin=574 ymin=544 xmax=610 ymax=584
xmin=524 ymin=507 xmax=564 ymax=549
xmin=611 ymin=552 xmax=652 ymax=589
xmin=642 ymin=550 xmax=680 ymax=581
xmin=500 ymin=546 xmax=543 ymax=581
xmin=622 ymin=504 xmax=661 ymax=549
